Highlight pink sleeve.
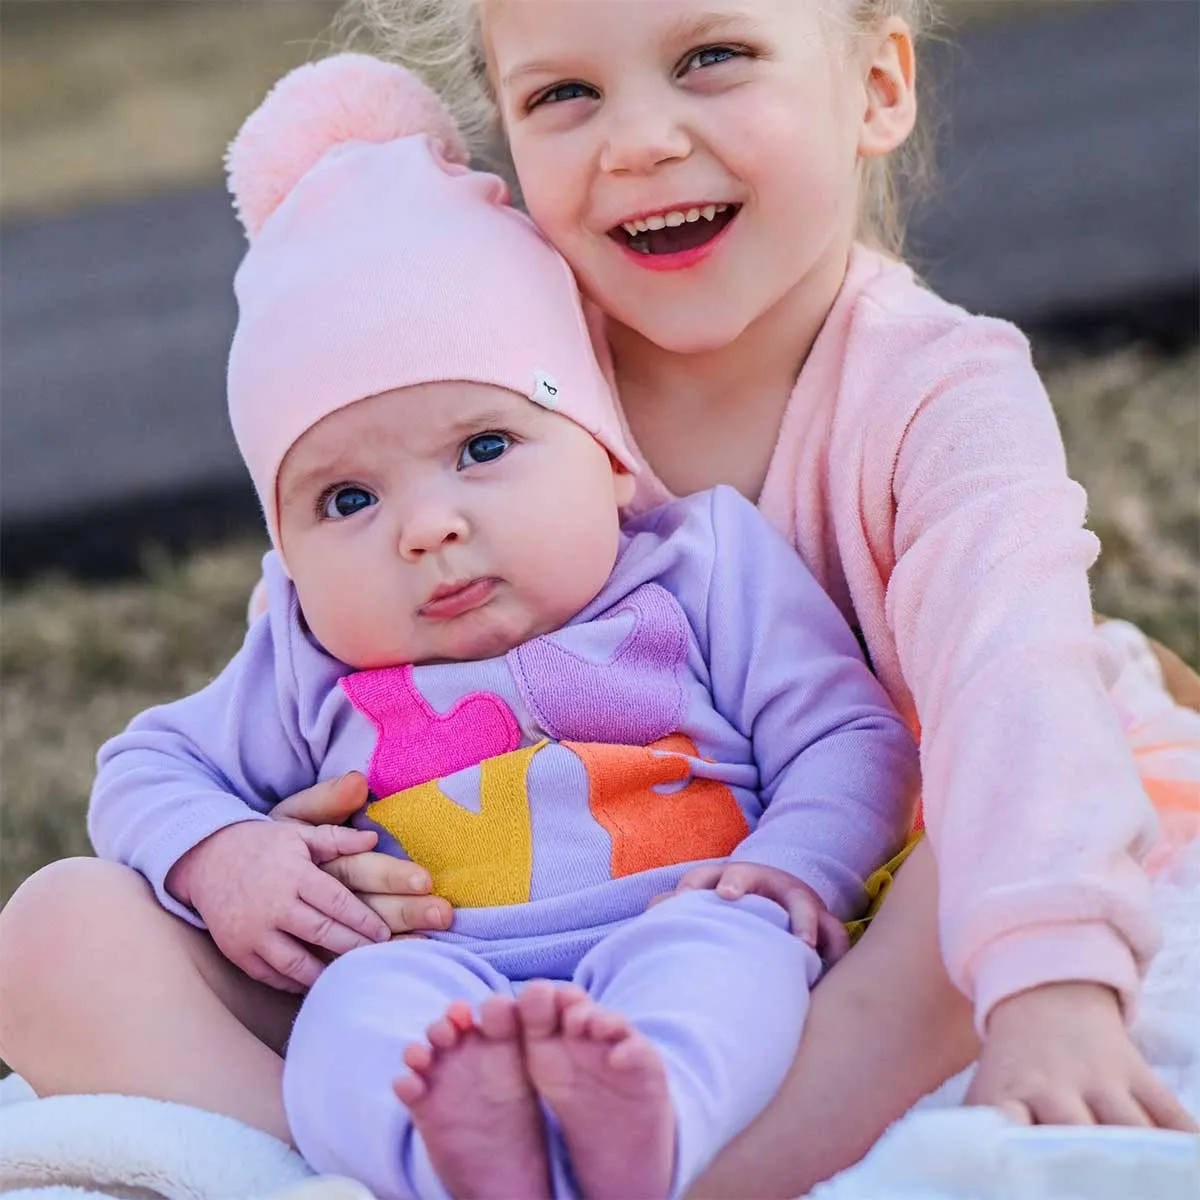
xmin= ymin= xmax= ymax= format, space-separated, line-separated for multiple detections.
xmin=887 ymin=319 xmax=1160 ymax=1031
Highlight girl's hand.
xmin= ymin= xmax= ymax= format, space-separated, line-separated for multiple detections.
xmin=967 ymin=980 xmax=1198 ymax=1130
xmin=271 ymin=771 xmax=453 ymax=938
xmin=662 ymin=862 xmax=850 ymax=963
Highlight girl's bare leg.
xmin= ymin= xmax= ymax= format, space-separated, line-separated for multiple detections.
xmin=1148 ymin=635 xmax=1200 ymax=712
xmin=690 ymin=841 xmax=978 ymax=1199
xmin=0 ymin=857 xmax=298 ymax=1143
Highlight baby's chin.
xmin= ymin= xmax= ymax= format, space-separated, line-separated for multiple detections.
xmin=317 ymin=590 xmax=593 ymax=670
xmin=332 ymin=618 xmax=533 ymax=671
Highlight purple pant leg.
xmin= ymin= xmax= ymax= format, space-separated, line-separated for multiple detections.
xmin=283 ymin=939 xmax=514 ymax=1200
xmin=572 ymin=889 xmax=820 ymax=1197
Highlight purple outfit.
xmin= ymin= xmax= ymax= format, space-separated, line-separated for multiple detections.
xmin=90 ymin=487 xmax=918 ymax=1198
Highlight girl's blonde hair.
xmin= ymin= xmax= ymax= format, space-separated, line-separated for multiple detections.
xmin=337 ymin=0 xmax=938 ymax=258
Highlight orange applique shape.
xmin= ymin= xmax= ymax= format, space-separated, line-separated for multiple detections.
xmin=566 ymin=733 xmax=749 ymax=878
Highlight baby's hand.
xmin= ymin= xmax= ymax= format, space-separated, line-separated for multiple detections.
xmin=666 ymin=862 xmax=850 ymax=962
xmin=166 ymin=819 xmax=390 ymax=993
xmin=967 ymin=980 xmax=1198 ymax=1130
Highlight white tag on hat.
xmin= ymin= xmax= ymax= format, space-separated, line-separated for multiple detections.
xmin=532 ymin=371 xmax=560 ymax=409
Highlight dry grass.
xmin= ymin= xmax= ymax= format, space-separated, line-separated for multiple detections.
xmin=2 ymin=344 xmax=1197 ymax=904
xmin=0 ymin=542 xmax=268 ymax=899
xmin=1 ymin=0 xmax=343 ymax=217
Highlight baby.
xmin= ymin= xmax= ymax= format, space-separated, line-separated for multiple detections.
xmin=89 ymin=56 xmax=918 ymax=1200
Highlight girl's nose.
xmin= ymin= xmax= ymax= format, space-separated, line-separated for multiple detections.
xmin=599 ymin=98 xmax=691 ymax=175
xmin=398 ymin=504 xmax=470 ymax=561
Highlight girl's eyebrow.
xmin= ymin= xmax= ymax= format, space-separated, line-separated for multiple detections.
xmin=500 ymin=59 xmax=567 ymax=89
xmin=499 ymin=10 xmax=752 ymax=89
xmin=661 ymin=10 xmax=757 ymax=48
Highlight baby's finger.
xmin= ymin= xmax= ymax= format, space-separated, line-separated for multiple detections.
xmin=713 ymin=862 xmax=762 ymax=900
xmin=1136 ymin=1077 xmax=1200 ymax=1132
xmin=357 ymin=892 xmax=453 ymax=936
xmin=282 ymin=899 xmax=384 ymax=958
xmin=298 ymin=866 xmax=391 ymax=944
xmin=258 ymin=931 xmax=328 ymax=991
xmin=240 ymin=951 xmax=308 ymax=995
xmin=675 ymin=865 xmax=726 ymax=892
xmin=299 ymin=823 xmax=379 ymax=864
xmin=323 ymin=852 xmax=432 ymax=898
xmin=816 ymin=908 xmax=851 ymax=964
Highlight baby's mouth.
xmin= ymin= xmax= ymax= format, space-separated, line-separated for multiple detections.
xmin=609 ymin=204 xmax=740 ymax=256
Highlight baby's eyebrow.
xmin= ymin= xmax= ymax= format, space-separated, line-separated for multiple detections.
xmin=278 ymin=463 xmax=344 ymax=506
xmin=440 ymin=406 xmax=527 ymax=439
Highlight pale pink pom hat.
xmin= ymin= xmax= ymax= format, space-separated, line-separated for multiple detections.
xmin=225 ymin=53 xmax=636 ymax=558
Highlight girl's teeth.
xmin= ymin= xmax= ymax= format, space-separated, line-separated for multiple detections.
xmin=620 ymin=204 xmax=733 ymax=237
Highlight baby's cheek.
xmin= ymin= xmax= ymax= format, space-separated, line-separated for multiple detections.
xmin=306 ymin=592 xmax=399 ymax=669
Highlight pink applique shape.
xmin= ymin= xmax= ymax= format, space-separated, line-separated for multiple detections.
xmin=341 ymin=666 xmax=521 ymax=797
xmin=509 ymin=582 xmax=688 ymax=746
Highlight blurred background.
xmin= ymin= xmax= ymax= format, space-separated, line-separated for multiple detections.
xmin=1 ymin=0 xmax=1198 ymax=902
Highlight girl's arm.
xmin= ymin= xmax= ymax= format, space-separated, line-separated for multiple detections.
xmin=886 ymin=317 xmax=1160 ymax=1029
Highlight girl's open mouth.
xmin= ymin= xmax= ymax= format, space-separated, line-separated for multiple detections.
xmin=609 ymin=204 xmax=740 ymax=258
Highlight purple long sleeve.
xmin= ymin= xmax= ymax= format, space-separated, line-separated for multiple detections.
xmin=698 ymin=488 xmax=919 ymax=916
xmin=87 ymin=578 xmax=323 ymax=923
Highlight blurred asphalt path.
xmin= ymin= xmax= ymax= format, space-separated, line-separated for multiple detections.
xmin=2 ymin=0 xmax=1198 ymax=574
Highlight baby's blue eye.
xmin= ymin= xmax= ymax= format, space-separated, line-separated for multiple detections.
xmin=458 ymin=432 xmax=512 ymax=470
xmin=322 ymin=486 xmax=377 ymax=519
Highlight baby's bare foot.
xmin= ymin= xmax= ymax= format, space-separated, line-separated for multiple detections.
xmin=394 ymin=997 xmax=550 ymax=1200
xmin=518 ymin=982 xmax=674 ymax=1199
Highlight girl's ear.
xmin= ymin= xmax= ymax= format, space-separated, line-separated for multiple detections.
xmin=858 ymin=18 xmax=918 ymax=160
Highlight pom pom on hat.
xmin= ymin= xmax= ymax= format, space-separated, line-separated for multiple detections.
xmin=226 ymin=52 xmax=469 ymax=239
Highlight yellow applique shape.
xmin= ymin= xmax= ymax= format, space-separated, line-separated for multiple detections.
xmin=366 ymin=740 xmax=543 ymax=908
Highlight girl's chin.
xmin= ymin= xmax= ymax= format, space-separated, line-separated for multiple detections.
xmin=610 ymin=305 xmax=751 ymax=356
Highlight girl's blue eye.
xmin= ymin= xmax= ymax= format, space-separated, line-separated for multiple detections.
xmin=458 ymin=432 xmax=512 ymax=469
xmin=681 ymin=45 xmax=744 ymax=73
xmin=530 ymin=81 xmax=597 ymax=108
xmin=322 ymin=486 xmax=377 ymax=519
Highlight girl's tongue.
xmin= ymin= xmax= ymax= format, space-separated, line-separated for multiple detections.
xmin=613 ymin=205 xmax=739 ymax=256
